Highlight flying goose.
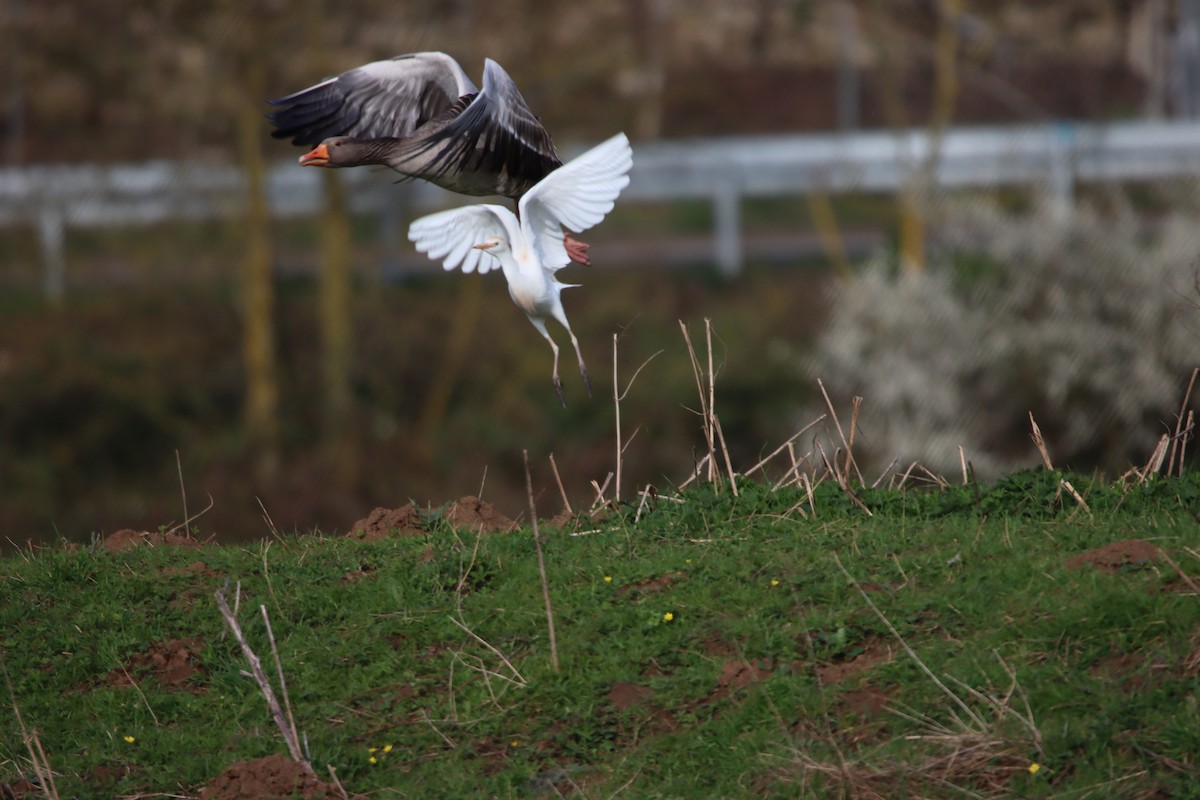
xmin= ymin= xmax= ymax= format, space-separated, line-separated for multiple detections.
xmin=268 ymin=51 xmax=592 ymax=264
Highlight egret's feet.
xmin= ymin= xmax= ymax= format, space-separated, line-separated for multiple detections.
xmin=553 ymin=375 xmax=566 ymax=407
xmin=579 ymin=363 xmax=593 ymax=397
xmin=564 ymin=233 xmax=591 ymax=266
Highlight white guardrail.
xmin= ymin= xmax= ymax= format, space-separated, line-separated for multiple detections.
xmin=4 ymin=119 xmax=1200 ymax=295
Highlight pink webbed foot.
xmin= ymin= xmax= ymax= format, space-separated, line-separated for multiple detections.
xmin=564 ymin=233 xmax=591 ymax=266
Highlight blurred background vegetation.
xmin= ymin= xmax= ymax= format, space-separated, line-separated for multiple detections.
xmin=1 ymin=1 xmax=1198 ymax=546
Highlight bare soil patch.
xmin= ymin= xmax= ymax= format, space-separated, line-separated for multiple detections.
xmin=443 ymin=495 xmax=517 ymax=533
xmin=197 ymin=754 xmax=365 ymax=800
xmin=1064 ymin=539 xmax=1163 ymax=573
xmin=347 ymin=496 xmax=517 ymax=541
xmin=816 ymin=638 xmax=894 ymax=687
xmin=347 ymin=504 xmax=422 ymax=540
xmin=102 ymin=528 xmax=202 ymax=553
xmin=106 ymin=637 xmax=207 ymax=692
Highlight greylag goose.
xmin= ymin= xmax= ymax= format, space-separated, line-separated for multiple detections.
xmin=408 ymin=133 xmax=632 ymax=405
xmin=268 ymin=51 xmax=592 ymax=264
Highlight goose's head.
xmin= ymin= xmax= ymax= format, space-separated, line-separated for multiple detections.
xmin=472 ymin=236 xmax=510 ymax=258
xmin=299 ymin=136 xmax=388 ymax=167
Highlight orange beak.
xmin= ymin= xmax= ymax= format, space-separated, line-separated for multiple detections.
xmin=298 ymin=143 xmax=329 ymax=167
xmin=472 ymin=243 xmax=494 ymax=250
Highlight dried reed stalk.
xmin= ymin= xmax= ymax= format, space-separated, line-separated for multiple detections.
xmin=524 ymin=450 xmax=560 ymax=672
xmin=1168 ymin=367 xmax=1198 ymax=476
xmin=816 ymin=379 xmax=864 ymax=485
xmin=214 ymin=582 xmax=314 ymax=775
xmin=679 ymin=320 xmax=719 ymax=488
xmin=611 ymin=334 xmax=662 ymax=504
xmin=548 ymin=453 xmax=573 ymax=516
xmin=2 ymin=646 xmax=59 ymax=800
xmin=743 ymin=415 xmax=827 ymax=478
xmin=1028 ymin=412 xmax=1054 ymax=470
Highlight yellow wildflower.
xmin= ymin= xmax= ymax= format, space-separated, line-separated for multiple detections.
xmin=604 ymin=576 xmax=613 ymax=583
xmin=770 ymin=579 xmax=780 ymax=587
xmin=369 ymin=755 xmax=378 ymax=764
xmin=123 ymin=735 xmax=135 ymax=744
xmin=382 ymin=743 xmax=393 ymax=753
xmin=663 ymin=612 xmax=674 ymax=622
xmin=1028 ymin=763 xmax=1041 ymax=775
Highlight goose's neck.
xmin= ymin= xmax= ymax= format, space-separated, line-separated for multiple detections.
xmin=354 ymin=137 xmax=405 ymax=167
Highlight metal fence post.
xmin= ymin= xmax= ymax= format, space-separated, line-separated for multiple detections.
xmin=38 ymin=204 xmax=64 ymax=303
xmin=714 ymin=176 xmax=742 ymax=277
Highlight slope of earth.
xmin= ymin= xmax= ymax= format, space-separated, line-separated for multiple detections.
xmin=1 ymin=471 xmax=1198 ymax=798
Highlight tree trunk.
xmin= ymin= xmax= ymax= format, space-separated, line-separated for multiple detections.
xmin=319 ymin=169 xmax=356 ymax=476
xmin=236 ymin=56 xmax=280 ymax=478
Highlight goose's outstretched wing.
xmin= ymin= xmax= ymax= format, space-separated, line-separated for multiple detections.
xmin=407 ymin=205 xmax=516 ymax=275
xmin=412 ymin=58 xmax=563 ymax=195
xmin=267 ymin=52 xmax=475 ymax=146
xmin=518 ymin=133 xmax=633 ymax=271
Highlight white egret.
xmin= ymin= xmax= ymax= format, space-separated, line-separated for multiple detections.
xmin=407 ymin=132 xmax=632 ymax=405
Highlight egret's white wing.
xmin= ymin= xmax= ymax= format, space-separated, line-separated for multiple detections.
xmin=268 ymin=52 xmax=476 ymax=146
xmin=518 ymin=133 xmax=633 ymax=271
xmin=407 ymin=204 xmax=516 ymax=274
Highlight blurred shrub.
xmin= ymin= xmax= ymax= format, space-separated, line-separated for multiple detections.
xmin=805 ymin=187 xmax=1200 ymax=478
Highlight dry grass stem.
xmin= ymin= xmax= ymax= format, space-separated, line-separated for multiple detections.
xmin=611 ymin=335 xmax=664 ymax=504
xmin=163 ymin=493 xmax=215 ymax=538
xmin=634 ymin=484 xmax=653 ymax=524
xmin=743 ymin=415 xmax=827 ymax=477
xmin=1156 ymin=547 xmax=1200 ymax=595
xmin=816 ymin=379 xmax=865 ymax=485
xmin=770 ymin=443 xmax=803 ymax=492
xmin=447 ymin=613 xmax=527 ymax=686
xmin=679 ymin=319 xmax=725 ymax=489
xmin=326 ymin=766 xmax=350 ymax=800
xmin=214 ymin=582 xmax=314 ymax=776
xmin=871 ymin=456 xmax=901 ymax=489
xmin=523 ymin=450 xmax=560 ymax=673
xmin=678 ymin=453 xmax=712 ymax=490
xmin=958 ymin=445 xmax=969 ymax=485
xmin=589 ymin=472 xmax=613 ymax=514
xmin=713 ymin=414 xmax=740 ymax=496
xmin=834 ymin=554 xmax=986 ymax=730
xmin=256 ymin=496 xmax=284 ymax=542
xmin=548 ymin=453 xmax=573 ymax=516
xmin=845 ymin=395 xmax=863 ymax=481
xmin=1181 ymin=410 xmax=1194 ymax=476
xmin=175 ymin=449 xmax=188 ymax=531
xmin=260 ymin=605 xmax=302 ymax=751
xmin=118 ymin=666 xmax=161 ymax=727
xmin=1058 ymin=480 xmax=1092 ymax=516
xmin=816 ymin=440 xmax=872 ymax=516
xmin=1028 ymin=412 xmax=1054 ymax=471
xmin=2 ymin=647 xmax=60 ymax=800
xmin=1168 ymin=367 xmax=1198 ymax=476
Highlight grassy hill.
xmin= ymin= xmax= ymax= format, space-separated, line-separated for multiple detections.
xmin=2 ymin=470 xmax=1198 ymax=798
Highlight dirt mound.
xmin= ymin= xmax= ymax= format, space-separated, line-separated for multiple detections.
xmin=348 ymin=504 xmax=422 ymax=540
xmin=443 ymin=495 xmax=516 ymax=532
xmin=816 ymin=638 xmax=894 ymax=687
xmin=103 ymin=528 xmax=201 ymax=552
xmin=198 ymin=754 xmax=364 ymax=800
xmin=349 ymin=496 xmax=517 ymax=540
xmin=1064 ymin=539 xmax=1163 ymax=573
xmin=106 ymin=637 xmax=206 ymax=692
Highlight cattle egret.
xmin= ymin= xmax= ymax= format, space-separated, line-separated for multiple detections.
xmin=408 ymin=133 xmax=632 ymax=405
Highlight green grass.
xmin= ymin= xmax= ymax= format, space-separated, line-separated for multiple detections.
xmin=2 ymin=472 xmax=1198 ymax=798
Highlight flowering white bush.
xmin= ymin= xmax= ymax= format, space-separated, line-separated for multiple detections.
xmin=805 ymin=188 xmax=1200 ymax=479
